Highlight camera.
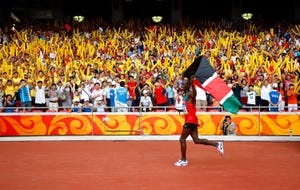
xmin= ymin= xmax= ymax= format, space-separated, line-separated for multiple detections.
xmin=222 ymin=119 xmax=229 ymax=135
xmin=222 ymin=124 xmax=228 ymax=135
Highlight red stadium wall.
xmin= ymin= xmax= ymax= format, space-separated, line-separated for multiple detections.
xmin=0 ymin=112 xmax=299 ymax=136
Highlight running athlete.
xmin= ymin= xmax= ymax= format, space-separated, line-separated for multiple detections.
xmin=174 ymin=77 xmax=224 ymax=166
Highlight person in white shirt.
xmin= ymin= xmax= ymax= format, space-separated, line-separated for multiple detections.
xmin=139 ymin=90 xmax=153 ymax=112
xmin=175 ymin=88 xmax=184 ymax=113
xmin=34 ymin=80 xmax=48 ymax=112
xmin=195 ymin=85 xmax=207 ymax=111
xmin=103 ymin=79 xmax=112 ymax=112
xmin=79 ymin=80 xmax=93 ymax=103
xmin=246 ymin=85 xmax=256 ymax=111
xmin=94 ymin=98 xmax=106 ymax=112
xmin=260 ymin=79 xmax=271 ymax=111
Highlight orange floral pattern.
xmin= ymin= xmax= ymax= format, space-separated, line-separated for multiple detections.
xmin=0 ymin=112 xmax=299 ymax=136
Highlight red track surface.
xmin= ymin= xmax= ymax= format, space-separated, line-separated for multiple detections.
xmin=0 ymin=141 xmax=299 ymax=190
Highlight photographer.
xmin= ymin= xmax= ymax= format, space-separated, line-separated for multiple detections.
xmin=220 ymin=115 xmax=236 ymax=135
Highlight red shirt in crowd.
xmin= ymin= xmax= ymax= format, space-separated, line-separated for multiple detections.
xmin=154 ymin=85 xmax=167 ymax=105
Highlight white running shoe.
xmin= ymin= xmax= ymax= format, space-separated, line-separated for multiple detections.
xmin=174 ymin=159 xmax=188 ymax=166
xmin=217 ymin=141 xmax=224 ymax=156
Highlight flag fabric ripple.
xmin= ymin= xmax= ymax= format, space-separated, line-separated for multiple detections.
xmin=183 ymin=56 xmax=242 ymax=114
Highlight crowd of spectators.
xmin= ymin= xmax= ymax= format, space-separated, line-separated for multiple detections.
xmin=0 ymin=18 xmax=299 ymax=113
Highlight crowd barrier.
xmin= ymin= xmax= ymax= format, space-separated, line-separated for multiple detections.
xmin=0 ymin=105 xmax=299 ymax=136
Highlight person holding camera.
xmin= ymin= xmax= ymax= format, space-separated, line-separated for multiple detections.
xmin=220 ymin=115 xmax=236 ymax=135
xmin=3 ymin=94 xmax=16 ymax=113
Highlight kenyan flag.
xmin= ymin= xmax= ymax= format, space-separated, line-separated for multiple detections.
xmin=183 ymin=56 xmax=242 ymax=114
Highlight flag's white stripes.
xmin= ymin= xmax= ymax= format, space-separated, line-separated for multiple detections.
xmin=202 ymin=72 xmax=218 ymax=87
xmin=219 ymin=90 xmax=233 ymax=104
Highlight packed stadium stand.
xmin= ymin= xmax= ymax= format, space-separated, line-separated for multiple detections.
xmin=0 ymin=0 xmax=299 ymax=136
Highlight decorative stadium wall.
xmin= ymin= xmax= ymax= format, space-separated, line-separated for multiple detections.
xmin=0 ymin=112 xmax=299 ymax=136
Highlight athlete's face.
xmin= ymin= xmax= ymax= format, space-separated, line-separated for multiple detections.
xmin=182 ymin=78 xmax=190 ymax=91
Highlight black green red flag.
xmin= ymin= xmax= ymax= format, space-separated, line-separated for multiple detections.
xmin=183 ymin=56 xmax=242 ymax=114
